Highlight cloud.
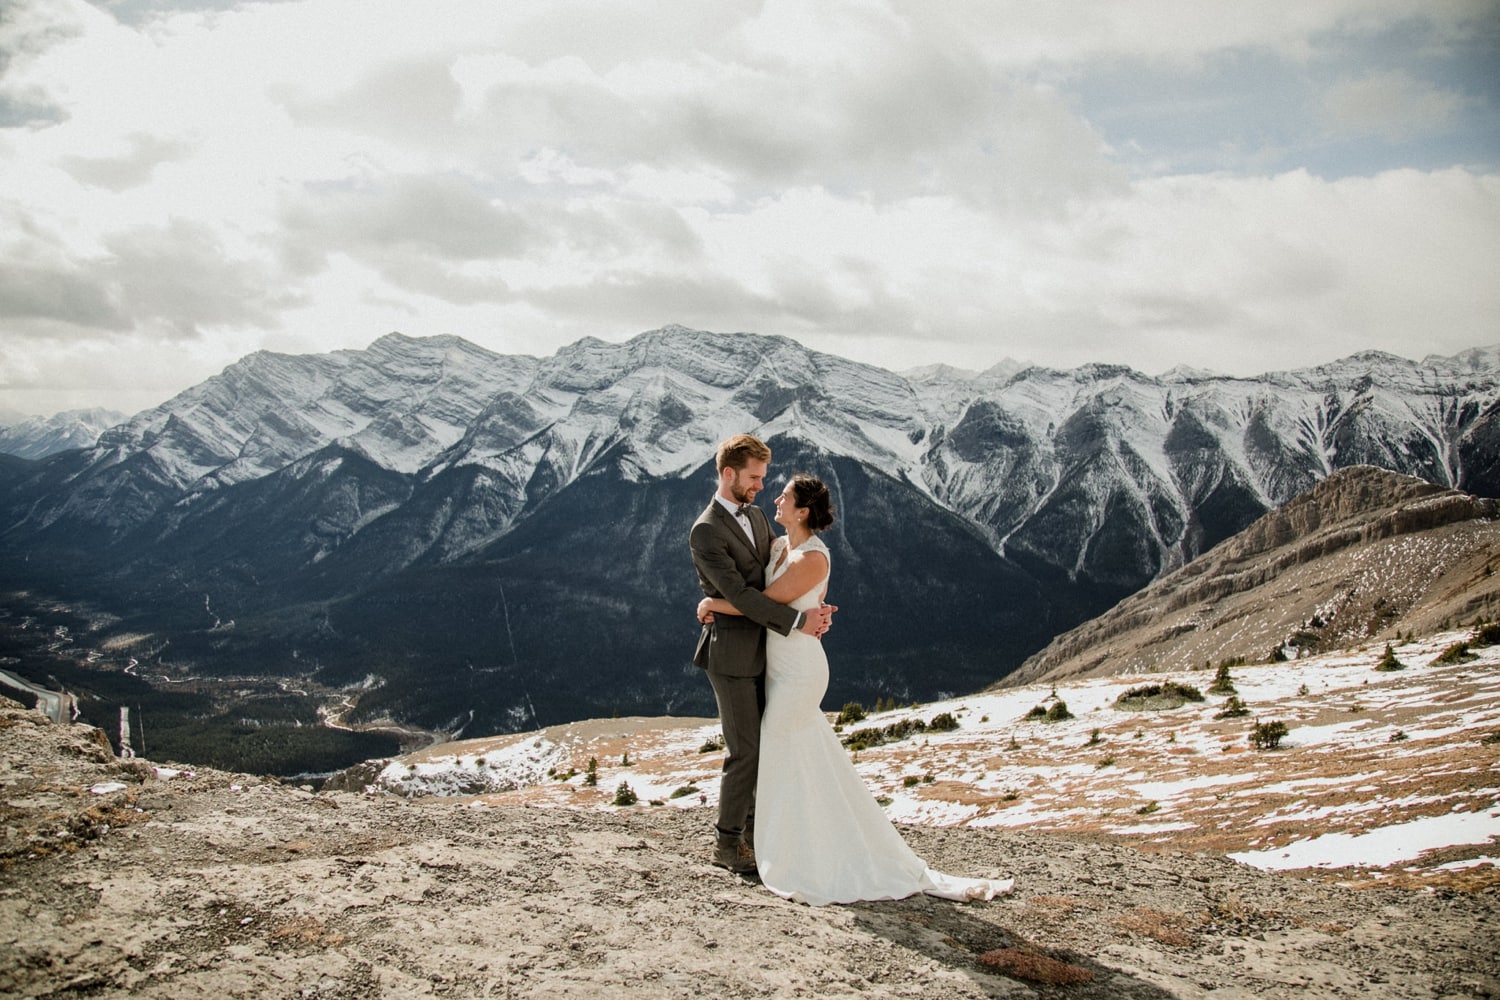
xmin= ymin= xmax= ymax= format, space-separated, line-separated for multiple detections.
xmin=0 ymin=0 xmax=1496 ymax=415
xmin=0 ymin=259 xmax=123 ymax=328
xmin=280 ymin=174 xmax=537 ymax=265
xmin=101 ymin=219 xmax=289 ymax=334
xmin=280 ymin=53 xmax=469 ymax=147
xmin=1321 ymin=70 xmax=1470 ymax=142
xmin=0 ymin=206 xmax=287 ymax=337
xmin=59 ymin=132 xmax=195 ymax=190
xmin=0 ymin=0 xmax=82 ymax=127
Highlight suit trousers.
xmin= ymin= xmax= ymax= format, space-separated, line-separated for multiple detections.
xmin=707 ymin=668 xmax=765 ymax=841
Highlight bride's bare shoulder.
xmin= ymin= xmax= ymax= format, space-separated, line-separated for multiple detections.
xmin=791 ymin=539 xmax=829 ymax=564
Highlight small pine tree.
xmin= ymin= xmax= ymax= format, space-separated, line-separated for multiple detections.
xmin=1214 ymin=696 xmax=1250 ymax=719
xmin=1208 ymin=662 xmax=1237 ymax=695
xmin=837 ymin=702 xmax=867 ymax=725
xmin=584 ymin=756 xmax=598 ymax=787
xmin=613 ymin=780 xmax=637 ymax=806
xmin=1375 ymin=643 xmax=1406 ymax=672
xmin=1044 ymin=701 xmax=1074 ymax=722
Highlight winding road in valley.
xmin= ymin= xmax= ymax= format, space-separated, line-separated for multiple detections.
xmin=0 ymin=669 xmax=72 ymax=724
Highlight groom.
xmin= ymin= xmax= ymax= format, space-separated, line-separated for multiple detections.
xmin=690 ymin=433 xmax=833 ymax=875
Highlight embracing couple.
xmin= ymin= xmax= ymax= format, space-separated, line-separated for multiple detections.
xmin=689 ymin=434 xmax=1013 ymax=906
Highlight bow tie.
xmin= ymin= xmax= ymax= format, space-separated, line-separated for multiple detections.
xmin=735 ymin=503 xmax=755 ymax=518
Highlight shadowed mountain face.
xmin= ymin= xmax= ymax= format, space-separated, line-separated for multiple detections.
xmin=1004 ymin=465 xmax=1500 ymax=688
xmin=1 ymin=328 xmax=1497 ymax=745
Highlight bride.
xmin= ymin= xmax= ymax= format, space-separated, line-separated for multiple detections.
xmin=697 ymin=473 xmax=1014 ymax=906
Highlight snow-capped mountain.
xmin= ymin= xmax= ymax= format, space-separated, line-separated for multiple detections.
xmin=0 ymin=327 xmax=1496 ymax=743
xmin=0 ymin=407 xmax=127 ymax=459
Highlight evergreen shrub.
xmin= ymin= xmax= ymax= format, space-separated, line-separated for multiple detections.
xmin=1249 ymin=720 xmax=1289 ymax=750
xmin=1113 ymin=683 xmax=1204 ymax=711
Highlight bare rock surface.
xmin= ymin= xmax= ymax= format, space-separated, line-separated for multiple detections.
xmin=2 ymin=698 xmax=1496 ymax=999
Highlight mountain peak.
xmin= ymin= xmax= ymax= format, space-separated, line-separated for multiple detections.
xmin=0 ymin=408 xmax=129 ymax=459
xmin=1159 ymin=364 xmax=1227 ymax=383
xmin=1424 ymin=343 xmax=1500 ymax=374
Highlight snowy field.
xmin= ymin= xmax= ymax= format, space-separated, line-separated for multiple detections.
xmin=378 ymin=628 xmax=1500 ymax=887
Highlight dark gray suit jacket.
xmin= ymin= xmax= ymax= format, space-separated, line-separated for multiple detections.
xmin=690 ymin=500 xmax=799 ymax=677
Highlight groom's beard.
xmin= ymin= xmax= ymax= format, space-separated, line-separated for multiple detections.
xmin=729 ymin=475 xmax=758 ymax=505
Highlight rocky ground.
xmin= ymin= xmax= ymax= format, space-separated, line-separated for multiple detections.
xmin=2 ymin=698 xmax=1497 ymax=999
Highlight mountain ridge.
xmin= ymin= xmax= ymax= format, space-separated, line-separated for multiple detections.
xmin=1004 ymin=465 xmax=1500 ymax=688
xmin=1 ymin=328 xmax=1497 ymax=771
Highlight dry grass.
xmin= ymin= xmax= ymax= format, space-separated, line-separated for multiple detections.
xmin=268 ymin=916 xmax=348 ymax=949
xmin=977 ymin=946 xmax=1095 ymax=985
xmin=1024 ymin=894 xmax=1085 ymax=919
xmin=1209 ymin=894 xmax=1283 ymax=925
xmin=1114 ymin=906 xmax=1199 ymax=947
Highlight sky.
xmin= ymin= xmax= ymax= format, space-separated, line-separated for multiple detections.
xmin=2 ymin=0 xmax=1499 ymax=417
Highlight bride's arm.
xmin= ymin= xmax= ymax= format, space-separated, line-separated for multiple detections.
xmin=764 ymin=550 xmax=827 ymax=604
xmin=697 ymin=595 xmax=738 ymax=620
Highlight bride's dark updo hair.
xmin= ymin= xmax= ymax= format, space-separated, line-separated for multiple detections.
xmin=789 ymin=473 xmax=835 ymax=532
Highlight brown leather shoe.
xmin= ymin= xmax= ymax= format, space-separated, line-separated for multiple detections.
xmin=712 ymin=839 xmax=757 ymax=875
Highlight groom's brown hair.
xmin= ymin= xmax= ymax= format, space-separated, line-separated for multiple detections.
xmin=717 ymin=434 xmax=771 ymax=472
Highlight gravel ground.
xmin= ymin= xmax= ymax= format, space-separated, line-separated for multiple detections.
xmin=2 ymin=700 xmax=1497 ymax=999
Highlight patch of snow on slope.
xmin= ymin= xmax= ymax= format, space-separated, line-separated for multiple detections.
xmin=1230 ymin=806 xmax=1500 ymax=870
xmin=377 ymin=736 xmax=567 ymax=796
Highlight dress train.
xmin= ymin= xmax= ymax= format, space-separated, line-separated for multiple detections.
xmin=753 ymin=536 xmax=1014 ymax=906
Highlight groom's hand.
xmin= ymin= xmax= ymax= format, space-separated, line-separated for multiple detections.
xmin=799 ymin=603 xmax=836 ymax=638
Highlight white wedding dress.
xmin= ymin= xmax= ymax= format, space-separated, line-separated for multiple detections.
xmin=754 ymin=535 xmax=1013 ymax=906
